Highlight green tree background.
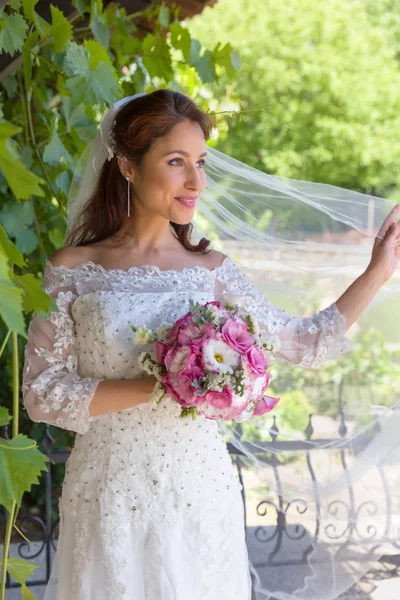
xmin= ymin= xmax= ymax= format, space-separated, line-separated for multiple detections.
xmin=189 ymin=0 xmax=400 ymax=196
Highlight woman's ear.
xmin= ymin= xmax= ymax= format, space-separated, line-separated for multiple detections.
xmin=117 ymin=158 xmax=135 ymax=181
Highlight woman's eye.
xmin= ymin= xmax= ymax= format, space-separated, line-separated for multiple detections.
xmin=169 ymin=158 xmax=207 ymax=167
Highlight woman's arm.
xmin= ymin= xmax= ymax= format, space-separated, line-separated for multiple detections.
xmin=336 ymin=204 xmax=400 ymax=330
xmin=335 ymin=268 xmax=383 ymax=331
xmin=88 ymin=377 xmax=157 ymax=417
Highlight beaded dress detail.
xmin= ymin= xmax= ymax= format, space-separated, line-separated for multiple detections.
xmin=22 ymin=255 xmax=352 ymax=600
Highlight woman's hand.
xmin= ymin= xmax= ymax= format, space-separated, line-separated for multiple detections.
xmin=366 ymin=203 xmax=400 ymax=284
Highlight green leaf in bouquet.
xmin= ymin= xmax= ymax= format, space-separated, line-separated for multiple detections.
xmin=188 ymin=300 xmax=208 ymax=324
xmin=191 ymin=378 xmax=209 ymax=396
xmin=233 ymin=365 xmax=245 ymax=396
xmin=244 ymin=314 xmax=256 ymax=335
xmin=181 ymin=407 xmax=198 ymax=420
xmin=0 ymin=434 xmax=48 ymax=511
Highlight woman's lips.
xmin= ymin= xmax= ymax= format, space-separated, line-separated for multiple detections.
xmin=175 ymin=197 xmax=197 ymax=207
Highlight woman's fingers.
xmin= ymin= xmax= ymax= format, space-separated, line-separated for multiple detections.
xmin=377 ymin=203 xmax=400 ymax=239
xmin=386 ymin=222 xmax=398 ymax=242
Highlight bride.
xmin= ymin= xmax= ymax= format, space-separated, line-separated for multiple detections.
xmin=22 ymin=89 xmax=400 ymax=600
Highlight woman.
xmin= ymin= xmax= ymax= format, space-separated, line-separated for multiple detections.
xmin=22 ymin=89 xmax=400 ymax=599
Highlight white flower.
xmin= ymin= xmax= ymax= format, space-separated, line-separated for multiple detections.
xmin=203 ymin=304 xmax=219 ymax=325
xmin=149 ymin=381 xmax=166 ymax=404
xmin=220 ymin=293 xmax=245 ymax=310
xmin=202 ymin=338 xmax=240 ymax=374
xmin=133 ymin=326 xmax=153 ymax=344
xmin=153 ymin=363 xmax=165 ymax=381
xmin=260 ymin=334 xmax=281 ymax=352
xmin=206 ymin=371 xmax=232 ymax=391
xmin=138 ymin=352 xmax=155 ymax=375
xmin=155 ymin=322 xmax=172 ymax=343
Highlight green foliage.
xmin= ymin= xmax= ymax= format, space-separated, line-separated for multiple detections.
xmin=0 ymin=431 xmax=48 ymax=512
xmin=0 ymin=2 xmax=238 ymax=594
xmin=189 ymin=0 xmax=400 ymax=198
xmin=271 ymin=328 xmax=400 ymax=418
xmin=0 ymin=557 xmax=38 ymax=599
xmin=241 ymin=389 xmax=313 ymax=442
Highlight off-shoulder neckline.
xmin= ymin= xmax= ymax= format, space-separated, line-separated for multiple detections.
xmin=44 ymin=255 xmax=231 ymax=277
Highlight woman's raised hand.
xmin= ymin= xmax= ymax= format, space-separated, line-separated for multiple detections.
xmin=367 ymin=203 xmax=400 ymax=284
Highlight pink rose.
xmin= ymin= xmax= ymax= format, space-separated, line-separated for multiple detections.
xmin=168 ymin=314 xmax=193 ymax=343
xmin=164 ymin=345 xmax=197 ymax=374
xmin=261 ymin=372 xmax=272 ymax=394
xmin=204 ymin=386 xmax=233 ymax=409
xmin=155 ymin=340 xmax=170 ymax=364
xmin=178 ymin=321 xmax=216 ymax=346
xmin=253 ymin=395 xmax=280 ymax=416
xmin=221 ymin=320 xmax=254 ymax=353
xmin=246 ymin=345 xmax=269 ymax=376
xmin=162 ymin=368 xmax=205 ymax=407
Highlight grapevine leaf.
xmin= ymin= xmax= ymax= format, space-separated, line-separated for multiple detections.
xmin=0 ymin=14 xmax=28 ymax=56
xmin=50 ymin=5 xmax=73 ymax=54
xmin=0 ymin=253 xmax=25 ymax=335
xmin=0 ymin=434 xmax=48 ymax=511
xmin=2 ymin=557 xmax=38 ymax=585
xmin=0 ymin=406 xmax=12 ymax=427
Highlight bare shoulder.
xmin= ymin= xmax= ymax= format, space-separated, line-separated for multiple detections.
xmin=48 ymin=246 xmax=94 ymax=269
xmin=205 ymin=249 xmax=228 ymax=269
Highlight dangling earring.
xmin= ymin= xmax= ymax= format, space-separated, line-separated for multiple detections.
xmin=126 ymin=176 xmax=130 ymax=217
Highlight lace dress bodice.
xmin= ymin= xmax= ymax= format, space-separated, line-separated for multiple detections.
xmin=22 ymin=254 xmax=353 ymax=435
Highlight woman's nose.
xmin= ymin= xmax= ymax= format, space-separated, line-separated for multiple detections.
xmin=185 ymin=165 xmax=204 ymax=191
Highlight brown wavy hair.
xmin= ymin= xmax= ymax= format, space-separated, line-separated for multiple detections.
xmin=66 ymin=89 xmax=213 ymax=254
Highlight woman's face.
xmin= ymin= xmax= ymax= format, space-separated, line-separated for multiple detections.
xmin=128 ymin=120 xmax=207 ymax=224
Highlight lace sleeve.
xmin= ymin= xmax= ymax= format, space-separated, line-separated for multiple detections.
xmin=22 ymin=264 xmax=104 ymax=434
xmin=215 ymin=258 xmax=355 ymax=368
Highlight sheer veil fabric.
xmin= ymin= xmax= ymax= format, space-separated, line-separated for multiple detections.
xmin=65 ymin=93 xmax=400 ymax=600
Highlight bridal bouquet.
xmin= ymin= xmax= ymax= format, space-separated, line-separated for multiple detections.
xmin=130 ymin=295 xmax=280 ymax=422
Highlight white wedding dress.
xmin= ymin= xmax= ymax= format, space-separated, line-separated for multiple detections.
xmin=22 ymin=254 xmax=352 ymax=600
